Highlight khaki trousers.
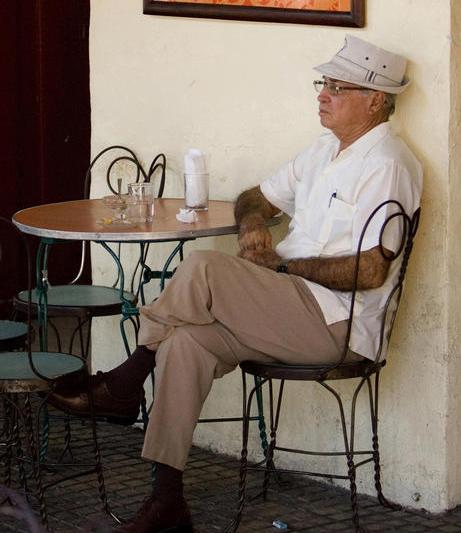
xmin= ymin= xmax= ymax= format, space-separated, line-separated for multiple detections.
xmin=138 ymin=250 xmax=361 ymax=470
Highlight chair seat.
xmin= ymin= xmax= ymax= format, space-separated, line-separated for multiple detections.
xmin=0 ymin=320 xmax=28 ymax=350
xmin=240 ymin=358 xmax=386 ymax=381
xmin=0 ymin=351 xmax=84 ymax=393
xmin=15 ymin=285 xmax=137 ymax=317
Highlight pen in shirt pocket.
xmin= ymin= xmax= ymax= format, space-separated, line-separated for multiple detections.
xmin=328 ymin=189 xmax=337 ymax=208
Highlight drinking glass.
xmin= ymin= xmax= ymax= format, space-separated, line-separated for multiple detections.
xmin=128 ymin=182 xmax=155 ymax=223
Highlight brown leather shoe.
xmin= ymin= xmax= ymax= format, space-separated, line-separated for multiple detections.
xmin=47 ymin=371 xmax=141 ymax=425
xmin=117 ymin=495 xmax=193 ymax=533
xmin=52 ymin=367 xmax=89 ymax=393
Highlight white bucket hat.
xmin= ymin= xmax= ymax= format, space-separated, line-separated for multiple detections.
xmin=314 ymin=35 xmax=410 ymax=94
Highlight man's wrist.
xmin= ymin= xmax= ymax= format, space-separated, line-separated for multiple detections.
xmin=238 ymin=214 xmax=266 ymax=231
xmin=276 ymin=260 xmax=290 ymax=274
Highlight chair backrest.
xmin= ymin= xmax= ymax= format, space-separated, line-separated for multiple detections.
xmin=83 ymin=145 xmax=167 ymax=199
xmin=69 ymin=145 xmax=167 ymax=286
xmin=337 ymin=200 xmax=420 ymax=367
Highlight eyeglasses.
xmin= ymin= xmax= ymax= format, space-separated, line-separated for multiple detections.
xmin=313 ymin=79 xmax=368 ymax=96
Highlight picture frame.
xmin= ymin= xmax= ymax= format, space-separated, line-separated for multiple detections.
xmin=143 ymin=0 xmax=364 ymax=27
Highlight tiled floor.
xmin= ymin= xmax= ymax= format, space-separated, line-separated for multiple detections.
xmin=1 ymin=412 xmax=461 ymax=533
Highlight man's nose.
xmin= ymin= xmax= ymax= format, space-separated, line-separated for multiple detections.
xmin=317 ymin=89 xmax=330 ymax=102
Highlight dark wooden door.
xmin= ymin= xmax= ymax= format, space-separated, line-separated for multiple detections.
xmin=0 ymin=0 xmax=91 ymax=316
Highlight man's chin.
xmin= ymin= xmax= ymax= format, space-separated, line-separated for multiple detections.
xmin=319 ymin=115 xmax=330 ymax=128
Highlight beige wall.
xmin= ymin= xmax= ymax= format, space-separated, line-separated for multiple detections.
xmin=447 ymin=0 xmax=461 ymax=509
xmin=89 ymin=0 xmax=460 ymax=512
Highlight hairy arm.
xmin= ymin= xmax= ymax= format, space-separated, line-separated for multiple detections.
xmin=234 ymin=186 xmax=280 ymax=252
xmin=241 ymin=245 xmax=392 ymax=290
xmin=235 ymin=186 xmax=391 ymax=290
xmin=287 ymin=246 xmax=392 ymax=290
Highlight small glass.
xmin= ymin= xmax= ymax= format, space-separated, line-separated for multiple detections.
xmin=128 ymin=182 xmax=155 ymax=223
xmin=184 ymin=172 xmax=209 ymax=211
xmin=102 ymin=194 xmax=134 ymax=225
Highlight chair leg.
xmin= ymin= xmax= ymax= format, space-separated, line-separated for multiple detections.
xmin=2 ymin=396 xmax=29 ymax=496
xmin=254 ymin=377 xmax=269 ymax=457
xmin=346 ymin=451 xmax=362 ymax=532
xmin=368 ymin=372 xmax=401 ymax=511
xmin=24 ymin=394 xmax=49 ymax=529
xmin=1 ymin=398 xmax=7 ymax=439
xmin=262 ymin=379 xmax=284 ymax=500
xmin=38 ymin=405 xmax=50 ymax=464
xmin=12 ymin=411 xmax=29 ymax=497
xmin=120 ymin=314 xmax=138 ymax=358
xmin=84 ymin=316 xmax=92 ymax=360
xmin=91 ymin=417 xmax=109 ymax=512
xmin=88 ymin=382 xmax=121 ymax=523
xmin=47 ymin=319 xmax=62 ymax=352
xmin=3 ymin=397 xmax=14 ymax=489
xmin=57 ymin=417 xmax=74 ymax=464
xmin=230 ymin=371 xmax=256 ymax=532
xmin=68 ymin=316 xmax=90 ymax=359
xmin=321 ymin=380 xmax=365 ymax=533
xmin=262 ymin=442 xmax=276 ymax=501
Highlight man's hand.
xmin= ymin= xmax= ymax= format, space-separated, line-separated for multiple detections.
xmin=234 ymin=186 xmax=280 ymax=253
xmin=238 ymin=248 xmax=281 ymax=270
xmin=238 ymin=217 xmax=273 ymax=252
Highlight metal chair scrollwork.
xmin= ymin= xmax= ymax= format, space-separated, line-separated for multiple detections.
xmin=0 ymin=216 xmax=113 ymax=530
xmin=12 ymin=146 xmax=174 ymax=359
xmin=231 ymin=200 xmax=421 ymax=533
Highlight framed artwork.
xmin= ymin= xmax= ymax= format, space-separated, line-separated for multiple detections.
xmin=143 ymin=0 xmax=365 ymax=26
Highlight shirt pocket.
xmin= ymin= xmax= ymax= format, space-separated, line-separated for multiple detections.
xmin=318 ymin=196 xmax=356 ymax=253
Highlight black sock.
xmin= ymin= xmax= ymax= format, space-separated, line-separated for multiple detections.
xmin=153 ymin=463 xmax=184 ymax=501
xmin=104 ymin=345 xmax=155 ymax=399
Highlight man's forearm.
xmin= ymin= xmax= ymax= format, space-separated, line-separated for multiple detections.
xmin=283 ymin=247 xmax=391 ymax=291
xmin=234 ymin=186 xmax=279 ymax=226
xmin=235 ymin=186 xmax=279 ymax=252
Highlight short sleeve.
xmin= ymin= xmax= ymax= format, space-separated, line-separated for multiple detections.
xmin=260 ymin=160 xmax=297 ymax=217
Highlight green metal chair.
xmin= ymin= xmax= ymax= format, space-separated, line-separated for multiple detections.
xmin=13 ymin=147 xmax=187 ymax=359
xmin=231 ymin=202 xmax=420 ymax=533
xmin=12 ymin=145 xmax=159 ymax=358
xmin=1 ymin=216 xmax=113 ymax=530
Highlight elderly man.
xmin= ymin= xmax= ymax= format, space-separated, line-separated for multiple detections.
xmin=50 ymin=35 xmax=422 ymax=532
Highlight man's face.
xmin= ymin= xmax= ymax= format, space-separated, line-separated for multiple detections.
xmin=317 ymin=78 xmax=376 ymax=137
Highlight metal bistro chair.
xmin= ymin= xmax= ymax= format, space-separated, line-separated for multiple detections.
xmin=15 ymin=143 xmax=189 ymax=378
xmin=13 ymin=146 xmax=172 ymax=359
xmin=0 ymin=216 xmax=113 ymax=530
xmin=232 ymin=201 xmax=420 ymax=532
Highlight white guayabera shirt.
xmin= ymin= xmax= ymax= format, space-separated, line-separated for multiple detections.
xmin=260 ymin=122 xmax=423 ymax=361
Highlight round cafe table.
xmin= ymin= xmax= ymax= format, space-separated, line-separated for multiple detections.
xmin=13 ymin=197 xmax=244 ymax=349
xmin=13 ymin=197 xmax=239 ymax=242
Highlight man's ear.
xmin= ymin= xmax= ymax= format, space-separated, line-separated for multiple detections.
xmin=369 ymin=91 xmax=386 ymax=115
